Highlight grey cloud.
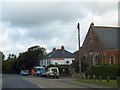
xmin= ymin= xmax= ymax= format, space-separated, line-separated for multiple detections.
xmin=2 ymin=2 xmax=117 ymax=28
xmin=23 ymin=22 xmax=76 ymax=42
xmin=2 ymin=2 xmax=87 ymax=27
xmin=0 ymin=2 xmax=118 ymax=57
xmin=83 ymin=2 xmax=117 ymax=15
xmin=6 ymin=21 xmax=76 ymax=47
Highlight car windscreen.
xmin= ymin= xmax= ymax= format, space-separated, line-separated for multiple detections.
xmin=35 ymin=68 xmax=40 ymax=71
xmin=35 ymin=68 xmax=44 ymax=71
xmin=23 ymin=70 xmax=29 ymax=72
xmin=42 ymin=68 xmax=45 ymax=72
xmin=51 ymin=69 xmax=57 ymax=72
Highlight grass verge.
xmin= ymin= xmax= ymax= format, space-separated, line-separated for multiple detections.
xmin=74 ymin=78 xmax=118 ymax=87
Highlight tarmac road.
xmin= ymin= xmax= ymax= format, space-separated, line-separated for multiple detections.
xmin=2 ymin=74 xmax=117 ymax=90
xmin=2 ymin=74 xmax=41 ymax=88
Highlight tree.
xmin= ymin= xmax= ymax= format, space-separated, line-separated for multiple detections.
xmin=7 ymin=54 xmax=17 ymax=60
xmin=2 ymin=45 xmax=46 ymax=74
xmin=17 ymin=45 xmax=46 ymax=71
xmin=2 ymin=54 xmax=5 ymax=61
xmin=72 ymin=60 xmax=79 ymax=73
xmin=2 ymin=60 xmax=13 ymax=74
xmin=2 ymin=53 xmax=17 ymax=74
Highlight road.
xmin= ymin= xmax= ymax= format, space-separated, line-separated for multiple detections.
xmin=2 ymin=74 xmax=86 ymax=89
xmin=2 ymin=74 xmax=40 ymax=88
xmin=2 ymin=74 xmax=117 ymax=90
xmin=22 ymin=76 xmax=86 ymax=88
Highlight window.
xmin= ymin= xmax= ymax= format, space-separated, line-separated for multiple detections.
xmin=51 ymin=69 xmax=57 ymax=72
xmin=83 ymin=53 xmax=87 ymax=60
xmin=109 ymin=55 xmax=115 ymax=64
xmin=94 ymin=54 xmax=98 ymax=65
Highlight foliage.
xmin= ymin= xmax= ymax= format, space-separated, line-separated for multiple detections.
xmin=2 ymin=45 xmax=46 ymax=74
xmin=17 ymin=45 xmax=46 ymax=71
xmin=2 ymin=60 xmax=13 ymax=74
xmin=58 ymin=65 xmax=70 ymax=74
xmin=8 ymin=54 xmax=17 ymax=60
xmin=86 ymin=65 xmax=120 ymax=79
xmin=2 ymin=54 xmax=5 ymax=61
xmin=71 ymin=60 xmax=79 ymax=73
xmin=75 ymin=79 xmax=118 ymax=87
xmin=71 ymin=60 xmax=89 ymax=73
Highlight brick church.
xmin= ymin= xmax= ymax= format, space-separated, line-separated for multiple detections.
xmin=74 ymin=22 xmax=119 ymax=69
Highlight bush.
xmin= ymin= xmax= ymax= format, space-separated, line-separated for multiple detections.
xmin=58 ymin=65 xmax=70 ymax=74
xmin=86 ymin=65 xmax=120 ymax=79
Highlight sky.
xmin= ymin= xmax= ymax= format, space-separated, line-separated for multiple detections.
xmin=0 ymin=0 xmax=119 ymax=58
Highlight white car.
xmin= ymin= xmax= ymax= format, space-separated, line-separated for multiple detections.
xmin=20 ymin=70 xmax=29 ymax=76
xmin=46 ymin=67 xmax=59 ymax=79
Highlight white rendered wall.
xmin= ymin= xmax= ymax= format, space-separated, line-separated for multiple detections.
xmin=52 ymin=58 xmax=74 ymax=65
xmin=41 ymin=58 xmax=74 ymax=66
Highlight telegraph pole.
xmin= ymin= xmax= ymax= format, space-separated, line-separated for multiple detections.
xmin=77 ymin=22 xmax=81 ymax=75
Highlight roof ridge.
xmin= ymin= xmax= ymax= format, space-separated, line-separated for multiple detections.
xmin=94 ymin=26 xmax=119 ymax=29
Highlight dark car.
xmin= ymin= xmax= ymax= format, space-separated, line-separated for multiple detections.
xmin=34 ymin=66 xmax=46 ymax=77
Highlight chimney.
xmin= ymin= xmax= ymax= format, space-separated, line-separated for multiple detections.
xmin=90 ymin=22 xmax=94 ymax=28
xmin=61 ymin=45 xmax=65 ymax=51
xmin=52 ymin=47 xmax=56 ymax=51
xmin=91 ymin=22 xmax=94 ymax=26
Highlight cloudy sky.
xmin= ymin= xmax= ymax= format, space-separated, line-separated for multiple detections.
xmin=0 ymin=0 xmax=119 ymax=58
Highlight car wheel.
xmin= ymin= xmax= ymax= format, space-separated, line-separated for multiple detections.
xmin=49 ymin=75 xmax=51 ymax=78
xmin=56 ymin=76 xmax=59 ymax=79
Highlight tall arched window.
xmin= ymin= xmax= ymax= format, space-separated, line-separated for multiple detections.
xmin=109 ymin=55 xmax=115 ymax=64
xmin=93 ymin=52 xmax=99 ymax=65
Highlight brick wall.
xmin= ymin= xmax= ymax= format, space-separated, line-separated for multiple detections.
xmin=104 ymin=49 xmax=119 ymax=64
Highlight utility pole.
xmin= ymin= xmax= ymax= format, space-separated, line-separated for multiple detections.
xmin=77 ymin=22 xmax=81 ymax=75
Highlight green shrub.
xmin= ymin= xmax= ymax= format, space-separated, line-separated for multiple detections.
xmin=58 ymin=65 xmax=70 ymax=74
xmin=86 ymin=65 xmax=120 ymax=79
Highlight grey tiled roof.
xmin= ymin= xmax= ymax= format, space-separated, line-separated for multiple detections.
xmin=94 ymin=26 xmax=119 ymax=49
xmin=46 ymin=49 xmax=74 ymax=58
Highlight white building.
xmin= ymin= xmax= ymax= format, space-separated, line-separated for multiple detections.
xmin=40 ymin=46 xmax=74 ymax=67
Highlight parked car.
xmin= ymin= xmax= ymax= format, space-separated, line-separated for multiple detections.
xmin=46 ymin=67 xmax=59 ymax=79
xmin=20 ymin=70 xmax=29 ymax=76
xmin=34 ymin=66 xmax=46 ymax=77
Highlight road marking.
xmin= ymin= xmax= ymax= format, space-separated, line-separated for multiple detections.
xmin=37 ymin=84 xmax=44 ymax=88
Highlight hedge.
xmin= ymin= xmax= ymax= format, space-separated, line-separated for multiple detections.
xmin=58 ymin=65 xmax=70 ymax=74
xmin=86 ymin=65 xmax=120 ymax=79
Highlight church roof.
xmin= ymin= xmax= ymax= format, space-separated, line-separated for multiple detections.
xmin=94 ymin=26 xmax=119 ymax=49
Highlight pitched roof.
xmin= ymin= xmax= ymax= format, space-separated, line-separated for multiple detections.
xmin=94 ymin=26 xmax=119 ymax=49
xmin=46 ymin=49 xmax=74 ymax=58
